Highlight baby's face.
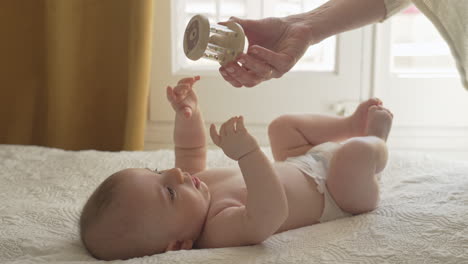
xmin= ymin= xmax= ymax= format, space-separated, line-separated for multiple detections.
xmin=110 ymin=167 xmax=211 ymax=252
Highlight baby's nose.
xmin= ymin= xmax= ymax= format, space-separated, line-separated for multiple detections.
xmin=168 ymin=168 xmax=184 ymax=184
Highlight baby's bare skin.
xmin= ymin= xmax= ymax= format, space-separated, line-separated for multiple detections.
xmin=81 ymin=76 xmax=392 ymax=260
xmin=195 ymin=161 xmax=323 ymax=247
xmin=196 ymin=98 xmax=393 ymax=247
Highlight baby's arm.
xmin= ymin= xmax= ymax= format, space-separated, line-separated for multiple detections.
xmin=204 ymin=116 xmax=288 ymax=247
xmin=166 ymin=76 xmax=206 ymax=174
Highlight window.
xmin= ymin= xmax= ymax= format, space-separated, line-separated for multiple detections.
xmin=374 ymin=5 xmax=468 ymax=129
xmin=391 ymin=6 xmax=456 ymax=75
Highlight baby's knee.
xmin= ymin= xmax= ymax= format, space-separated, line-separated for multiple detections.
xmin=344 ymin=136 xmax=386 ymax=156
xmin=336 ymin=137 xmax=388 ymax=169
xmin=268 ymin=114 xmax=295 ymax=138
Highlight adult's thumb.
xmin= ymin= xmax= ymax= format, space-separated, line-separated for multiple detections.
xmin=228 ymin=16 xmax=242 ymax=23
xmin=219 ymin=16 xmax=251 ymax=28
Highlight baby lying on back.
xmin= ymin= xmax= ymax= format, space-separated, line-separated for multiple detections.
xmin=80 ymin=76 xmax=393 ymax=260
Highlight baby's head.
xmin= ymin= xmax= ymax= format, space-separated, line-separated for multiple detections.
xmin=80 ymin=168 xmax=211 ymax=260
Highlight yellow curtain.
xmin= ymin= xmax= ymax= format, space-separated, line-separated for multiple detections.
xmin=0 ymin=0 xmax=153 ymax=151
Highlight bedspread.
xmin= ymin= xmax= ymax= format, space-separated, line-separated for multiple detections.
xmin=0 ymin=145 xmax=467 ymax=263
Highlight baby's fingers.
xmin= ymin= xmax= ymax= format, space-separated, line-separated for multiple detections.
xmin=220 ymin=121 xmax=227 ymax=137
xmin=210 ymin=124 xmax=221 ymax=146
xmin=226 ymin=117 xmax=237 ymax=135
xmin=220 ymin=117 xmax=237 ymax=135
xmin=236 ymin=116 xmax=246 ymax=132
xmin=166 ymin=86 xmax=175 ymax=102
xmin=178 ymin=76 xmax=201 ymax=86
xmin=173 ymin=83 xmax=190 ymax=100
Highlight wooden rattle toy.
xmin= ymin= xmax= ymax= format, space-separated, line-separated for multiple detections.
xmin=183 ymin=14 xmax=246 ymax=65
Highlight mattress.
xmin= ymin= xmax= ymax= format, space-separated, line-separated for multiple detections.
xmin=0 ymin=145 xmax=467 ymax=263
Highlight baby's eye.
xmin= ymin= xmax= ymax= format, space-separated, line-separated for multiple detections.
xmin=145 ymin=168 xmax=161 ymax=174
xmin=167 ymin=187 xmax=175 ymax=201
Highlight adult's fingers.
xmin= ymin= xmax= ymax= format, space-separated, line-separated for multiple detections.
xmin=219 ymin=47 xmax=295 ymax=88
xmin=221 ymin=61 xmax=261 ymax=88
xmin=218 ymin=16 xmax=248 ymax=27
xmin=237 ymin=53 xmax=274 ymax=80
xmin=219 ymin=68 xmax=243 ymax=88
xmin=248 ymin=45 xmax=295 ymax=78
xmin=219 ymin=16 xmax=262 ymax=41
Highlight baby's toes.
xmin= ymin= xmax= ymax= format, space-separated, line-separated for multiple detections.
xmin=369 ymin=97 xmax=382 ymax=106
xmin=363 ymin=98 xmax=382 ymax=108
xmin=377 ymin=106 xmax=393 ymax=118
xmin=356 ymin=98 xmax=382 ymax=115
xmin=384 ymin=108 xmax=394 ymax=118
xmin=368 ymin=105 xmax=379 ymax=115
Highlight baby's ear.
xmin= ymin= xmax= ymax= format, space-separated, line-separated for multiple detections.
xmin=165 ymin=240 xmax=193 ymax=251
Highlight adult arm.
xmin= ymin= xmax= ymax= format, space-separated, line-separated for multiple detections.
xmin=220 ymin=0 xmax=388 ymax=88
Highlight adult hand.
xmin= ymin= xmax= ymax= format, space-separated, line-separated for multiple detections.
xmin=166 ymin=76 xmax=200 ymax=119
xmin=210 ymin=116 xmax=259 ymax=160
xmin=219 ymin=16 xmax=314 ymax=88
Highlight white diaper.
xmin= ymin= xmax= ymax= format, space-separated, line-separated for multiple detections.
xmin=284 ymin=142 xmax=352 ymax=223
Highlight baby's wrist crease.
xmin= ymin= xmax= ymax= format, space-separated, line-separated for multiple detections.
xmin=238 ymin=147 xmax=260 ymax=161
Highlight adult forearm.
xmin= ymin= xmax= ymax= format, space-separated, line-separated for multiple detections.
xmin=286 ymin=0 xmax=387 ymax=44
xmin=238 ymin=149 xmax=288 ymax=236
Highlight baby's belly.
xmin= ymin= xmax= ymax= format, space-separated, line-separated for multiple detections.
xmin=199 ymin=165 xmax=324 ymax=233
xmin=274 ymin=162 xmax=324 ymax=233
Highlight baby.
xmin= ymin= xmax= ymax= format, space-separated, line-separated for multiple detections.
xmin=80 ymin=76 xmax=393 ymax=260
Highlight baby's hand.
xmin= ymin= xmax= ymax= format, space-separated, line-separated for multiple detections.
xmin=166 ymin=76 xmax=201 ymax=119
xmin=210 ymin=116 xmax=259 ymax=161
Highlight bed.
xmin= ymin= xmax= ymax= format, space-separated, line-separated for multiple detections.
xmin=1 ymin=144 xmax=467 ymax=263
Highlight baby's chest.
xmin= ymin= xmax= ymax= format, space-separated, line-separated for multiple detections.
xmin=202 ymin=168 xmax=246 ymax=201
xmin=211 ymin=178 xmax=247 ymax=205
xmin=207 ymin=175 xmax=247 ymax=216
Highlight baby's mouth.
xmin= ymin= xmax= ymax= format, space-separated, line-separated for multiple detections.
xmin=191 ymin=175 xmax=201 ymax=189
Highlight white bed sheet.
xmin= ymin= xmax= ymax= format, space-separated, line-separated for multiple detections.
xmin=0 ymin=145 xmax=467 ymax=264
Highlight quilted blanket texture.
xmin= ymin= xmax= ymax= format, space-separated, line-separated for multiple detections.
xmin=0 ymin=145 xmax=467 ymax=264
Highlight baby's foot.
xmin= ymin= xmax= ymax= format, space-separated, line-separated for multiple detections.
xmin=349 ymin=98 xmax=383 ymax=137
xmin=365 ymin=105 xmax=393 ymax=141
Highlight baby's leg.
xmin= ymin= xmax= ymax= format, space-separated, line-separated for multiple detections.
xmin=326 ymin=105 xmax=393 ymax=214
xmin=268 ymin=98 xmax=381 ymax=161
